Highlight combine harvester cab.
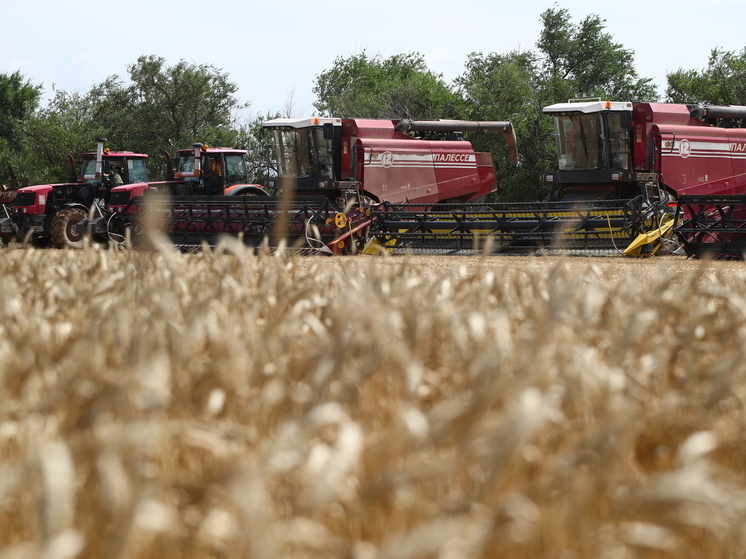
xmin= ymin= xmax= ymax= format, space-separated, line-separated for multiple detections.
xmin=10 ymin=138 xmax=150 ymax=248
xmin=131 ymin=117 xmax=518 ymax=254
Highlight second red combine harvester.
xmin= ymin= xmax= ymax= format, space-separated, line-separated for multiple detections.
xmin=125 ymin=117 xmax=517 ymax=253
xmin=536 ymin=100 xmax=746 ymax=256
xmin=371 ymin=100 xmax=746 ymax=256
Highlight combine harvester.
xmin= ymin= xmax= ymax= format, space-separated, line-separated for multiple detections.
xmin=126 ymin=117 xmax=520 ymax=254
xmin=92 ymin=100 xmax=746 ymax=257
xmin=369 ymin=100 xmax=746 ymax=257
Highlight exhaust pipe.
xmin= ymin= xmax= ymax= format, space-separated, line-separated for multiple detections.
xmin=396 ymin=119 xmax=518 ymax=164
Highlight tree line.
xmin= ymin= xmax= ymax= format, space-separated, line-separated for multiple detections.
xmin=1 ymin=7 xmax=744 ymax=202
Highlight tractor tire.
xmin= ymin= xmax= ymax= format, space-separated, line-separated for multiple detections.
xmin=50 ymin=207 xmax=88 ymax=249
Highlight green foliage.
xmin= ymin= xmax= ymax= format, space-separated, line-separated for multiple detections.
xmin=87 ymin=55 xmax=247 ymax=179
xmin=0 ymin=71 xmax=42 ymax=150
xmin=16 ymin=89 xmax=107 ymax=183
xmin=537 ymin=7 xmax=657 ymax=102
xmin=456 ymin=51 xmax=552 ymax=201
xmin=0 ymin=71 xmax=42 ymax=183
xmin=313 ymin=52 xmax=461 ymax=119
xmin=666 ymin=48 xmax=746 ymax=105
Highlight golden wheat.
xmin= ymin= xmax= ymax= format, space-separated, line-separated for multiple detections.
xmin=1 ymin=244 xmax=745 ymax=559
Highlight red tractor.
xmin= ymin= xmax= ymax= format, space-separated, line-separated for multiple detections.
xmin=9 ymin=138 xmax=149 ymax=248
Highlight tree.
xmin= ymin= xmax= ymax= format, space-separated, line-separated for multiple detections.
xmin=537 ymin=7 xmax=657 ymax=103
xmin=0 ymin=71 xmax=42 ymax=150
xmin=457 ymin=7 xmax=658 ymax=202
xmin=456 ymin=51 xmax=550 ymax=201
xmin=16 ymin=88 xmax=103 ymax=184
xmin=313 ymin=52 xmax=461 ymax=119
xmin=87 ymin=55 xmax=248 ymax=178
xmin=0 ymin=71 xmax=42 ymax=183
xmin=666 ymin=48 xmax=746 ymax=105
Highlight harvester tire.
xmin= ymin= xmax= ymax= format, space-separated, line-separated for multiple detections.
xmin=50 ymin=207 xmax=88 ymax=249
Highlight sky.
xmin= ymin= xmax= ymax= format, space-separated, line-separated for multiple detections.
xmin=2 ymin=0 xmax=746 ymax=121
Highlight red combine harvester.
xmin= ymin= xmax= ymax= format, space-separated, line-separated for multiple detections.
xmin=129 ymin=117 xmax=517 ymax=253
xmin=536 ymin=100 xmax=746 ymax=256
xmin=5 ymin=138 xmax=150 ymax=248
xmin=372 ymin=100 xmax=746 ymax=256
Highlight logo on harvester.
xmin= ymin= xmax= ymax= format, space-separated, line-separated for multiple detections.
xmin=434 ymin=153 xmax=472 ymax=162
xmin=381 ymin=152 xmax=394 ymax=168
xmin=679 ymin=139 xmax=691 ymax=158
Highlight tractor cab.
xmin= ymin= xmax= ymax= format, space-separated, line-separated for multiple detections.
xmin=80 ymin=155 xmax=148 ymax=187
xmin=77 ymin=152 xmax=149 ymax=205
xmin=541 ymin=100 xmax=635 ymax=200
xmin=174 ymin=144 xmax=253 ymax=195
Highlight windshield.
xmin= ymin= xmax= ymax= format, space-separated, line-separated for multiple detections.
xmin=273 ymin=127 xmax=334 ymax=179
xmin=80 ymin=159 xmax=101 ymax=183
xmin=554 ymin=113 xmax=603 ymax=171
xmin=177 ymin=156 xmax=198 ymax=181
xmin=127 ymin=159 xmax=148 ymax=183
xmin=605 ymin=112 xmax=630 ymax=170
xmin=225 ymin=154 xmax=247 ymax=184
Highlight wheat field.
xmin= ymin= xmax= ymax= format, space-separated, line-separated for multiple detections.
xmin=1 ymin=243 xmax=746 ymax=559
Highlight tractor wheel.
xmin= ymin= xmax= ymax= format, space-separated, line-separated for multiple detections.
xmin=50 ymin=207 xmax=88 ymax=249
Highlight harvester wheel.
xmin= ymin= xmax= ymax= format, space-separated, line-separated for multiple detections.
xmin=50 ymin=207 xmax=88 ymax=249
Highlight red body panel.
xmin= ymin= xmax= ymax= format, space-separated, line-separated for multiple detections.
xmin=108 ymin=182 xmax=152 ymax=214
xmin=12 ymin=184 xmax=56 ymax=215
xmin=653 ymin=124 xmax=746 ymax=197
xmin=341 ymin=118 xmax=496 ymax=203
xmin=631 ymin=103 xmax=746 ymax=198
